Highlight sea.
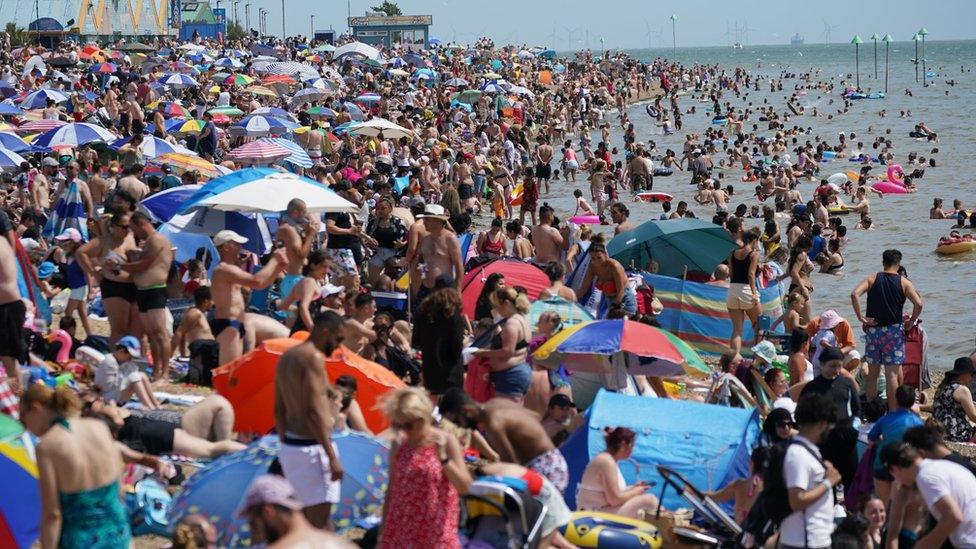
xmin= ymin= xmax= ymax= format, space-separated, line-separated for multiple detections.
xmin=544 ymin=40 xmax=976 ymax=370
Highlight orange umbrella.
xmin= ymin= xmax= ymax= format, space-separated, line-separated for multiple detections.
xmin=212 ymin=336 xmax=404 ymax=434
xmin=262 ymin=74 xmax=296 ymax=85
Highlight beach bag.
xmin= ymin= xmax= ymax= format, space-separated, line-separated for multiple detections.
xmin=761 ymin=439 xmax=823 ymax=526
xmin=126 ymin=478 xmax=171 ymax=537
xmin=186 ymin=340 xmax=219 ymax=387
xmin=465 ymin=357 xmax=495 ymax=403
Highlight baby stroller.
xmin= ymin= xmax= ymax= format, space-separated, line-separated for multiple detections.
xmin=461 ymin=478 xmax=547 ymax=549
xmin=653 ymin=465 xmax=742 ymax=548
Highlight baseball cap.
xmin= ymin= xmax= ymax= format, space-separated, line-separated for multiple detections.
xmin=321 ymin=283 xmax=345 ymax=298
xmin=162 ymin=164 xmax=173 ymax=173
xmin=37 ymin=261 xmax=56 ymax=280
xmin=213 ymin=229 xmax=248 ymax=247
xmin=236 ymin=475 xmax=302 ymax=518
xmin=819 ymin=309 xmax=843 ymax=330
xmin=117 ymin=335 xmax=141 ymax=357
xmin=751 ymin=340 xmax=778 ymax=365
xmin=54 ymin=228 xmax=82 ymax=243
xmin=548 ymin=394 xmax=576 ymax=409
xmin=41 ymin=157 xmax=59 ymax=168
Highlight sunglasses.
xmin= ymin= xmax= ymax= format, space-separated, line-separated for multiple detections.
xmin=776 ymin=420 xmax=795 ymax=429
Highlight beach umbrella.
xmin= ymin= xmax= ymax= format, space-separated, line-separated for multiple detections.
xmin=455 ymin=89 xmax=483 ymax=104
xmin=224 ymin=140 xmax=292 ymax=165
xmin=290 ymin=87 xmax=330 ymax=106
xmin=109 ymin=135 xmax=195 ymax=159
xmin=341 ymin=102 xmax=365 ymax=121
xmin=15 ymin=119 xmax=66 ymax=134
xmin=481 ymin=81 xmax=506 ymax=93
xmin=31 ymin=122 xmax=116 ymax=150
xmin=139 ymin=184 xmax=201 ymax=222
xmin=262 ymin=73 xmax=297 ymax=85
xmin=305 ymin=77 xmax=336 ymax=91
xmin=538 ymin=49 xmax=556 ymax=59
xmin=174 ymin=119 xmax=206 ymax=134
xmin=153 ymin=100 xmax=192 ymax=118
xmin=169 ymin=432 xmax=389 ymax=546
xmin=155 ymin=152 xmax=224 ymax=179
xmin=89 ymin=62 xmax=118 ymax=74
xmin=428 ymin=36 xmax=443 ymax=47
xmin=386 ymin=68 xmax=409 ymax=78
xmin=18 ymin=89 xmax=69 ymax=109
xmin=348 ymin=118 xmax=414 ymax=139
xmin=353 ymin=93 xmax=382 ymax=103
xmin=228 ymin=114 xmax=299 ymax=137
xmin=265 ymin=61 xmax=318 ymax=78
xmin=532 ymin=319 xmax=686 ymax=377
xmin=883 ymin=34 xmax=893 ymax=93
xmin=223 ymin=73 xmax=253 ymax=86
xmin=0 ymin=132 xmax=29 ymax=152
xmin=249 ymin=107 xmax=298 ymax=121
xmin=213 ymin=57 xmax=244 ymax=69
xmin=918 ymin=27 xmax=929 ymax=86
xmin=207 ymin=106 xmax=245 ymax=116
xmin=305 ymin=106 xmax=337 ymax=118
xmin=517 ymin=49 xmax=535 ymax=59
xmin=444 ymin=77 xmax=469 ymax=87
xmin=334 ymin=41 xmax=382 ymax=61
xmin=264 ymin=137 xmax=313 ymax=168
xmin=402 ymin=53 xmax=425 ymax=67
xmin=158 ymin=73 xmax=200 ymax=88
xmin=120 ymin=41 xmax=154 ymax=52
xmin=0 ymin=414 xmax=40 ymax=549
xmin=508 ymin=85 xmax=535 ymax=98
xmin=167 ymin=208 xmax=273 ymax=254
xmin=413 ymin=68 xmax=437 ymax=80
xmin=460 ymin=258 xmax=550 ymax=318
xmin=528 ymin=296 xmax=594 ymax=331
xmin=483 ymin=71 xmax=502 ymax=79
xmin=190 ymin=171 xmax=357 ymax=213
xmin=607 ymin=218 xmax=737 ymax=277
xmin=851 ymin=35 xmax=863 ymax=90
xmin=315 ymin=43 xmax=336 ymax=53
xmin=243 ymin=84 xmax=279 ymax=97
xmin=0 ymin=146 xmax=27 ymax=170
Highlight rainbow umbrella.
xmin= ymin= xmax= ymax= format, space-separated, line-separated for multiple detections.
xmin=175 ymin=119 xmax=206 ymax=134
xmin=89 ymin=62 xmax=118 ymax=74
xmin=154 ymin=101 xmax=192 ymax=118
xmin=154 ymin=152 xmax=224 ymax=179
xmin=223 ymin=73 xmax=253 ymax=86
xmin=0 ymin=414 xmax=40 ymax=548
xmin=532 ymin=319 xmax=687 ymax=377
xmin=168 ymin=433 xmax=388 ymax=545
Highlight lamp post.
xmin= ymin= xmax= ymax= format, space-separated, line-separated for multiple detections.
xmin=870 ymin=33 xmax=878 ymax=79
xmin=669 ymin=14 xmax=677 ymax=56
xmin=281 ymin=0 xmax=286 ymax=40
xmin=851 ymin=35 xmax=863 ymax=90
xmin=882 ymin=34 xmax=892 ymax=94
xmin=912 ymin=32 xmax=920 ymax=82
xmin=233 ymin=0 xmax=239 ymax=29
xmin=245 ymin=2 xmax=250 ymax=34
xmin=310 ymin=15 xmax=315 ymax=39
xmin=918 ymin=27 xmax=929 ymax=86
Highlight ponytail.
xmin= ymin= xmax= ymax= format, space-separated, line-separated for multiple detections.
xmin=21 ymin=384 xmax=81 ymax=417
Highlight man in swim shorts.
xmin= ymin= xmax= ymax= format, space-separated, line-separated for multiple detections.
xmin=0 ymin=221 xmax=26 ymax=400
xmin=276 ymin=198 xmax=319 ymax=302
xmin=109 ymin=212 xmax=174 ymax=382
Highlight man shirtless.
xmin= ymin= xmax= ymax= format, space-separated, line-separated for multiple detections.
xmin=410 ymin=204 xmax=463 ymax=300
xmin=440 ymin=390 xmax=570 ymax=494
xmin=210 ymin=230 xmax=288 ymax=366
xmin=533 ymin=136 xmax=554 ymax=194
xmin=0 ymin=227 xmax=26 ymax=396
xmin=276 ymin=199 xmax=319 ymax=301
xmin=108 ymin=212 xmax=174 ymax=382
xmin=304 ymin=122 xmax=325 ymax=165
xmin=530 ymin=205 xmax=569 ymax=265
xmin=87 ymin=161 xmax=113 ymax=208
xmin=274 ymin=311 xmax=345 ymax=530
xmin=33 ymin=158 xmax=56 ymax=211
xmin=117 ymin=164 xmax=149 ymax=202
xmin=343 ymin=293 xmax=376 ymax=354
xmin=172 ymin=286 xmax=214 ymax=357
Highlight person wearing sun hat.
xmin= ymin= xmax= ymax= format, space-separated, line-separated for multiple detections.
xmin=807 ymin=309 xmax=857 ymax=375
xmin=412 ymin=204 xmax=464 ymax=304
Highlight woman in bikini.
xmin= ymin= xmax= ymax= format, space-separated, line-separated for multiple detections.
xmin=471 ymin=287 xmax=533 ymax=402
xmin=77 ymin=211 xmax=141 ymax=344
xmin=576 ymin=427 xmax=662 ymax=518
xmin=475 ymin=217 xmax=507 ymax=259
xmin=277 ymin=249 xmax=328 ymax=335
xmin=578 ymin=237 xmax=636 ymax=316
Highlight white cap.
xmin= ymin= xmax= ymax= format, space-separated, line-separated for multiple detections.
xmin=692 ymin=148 xmax=702 ymax=154
xmin=320 ymin=283 xmax=345 ymax=297
xmin=213 ymin=229 xmax=248 ymax=247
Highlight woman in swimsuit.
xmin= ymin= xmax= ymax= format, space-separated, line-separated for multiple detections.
xmin=278 ymin=249 xmax=328 ymax=335
xmin=505 ymin=220 xmax=534 ymax=260
xmin=816 ymin=238 xmax=844 ymax=274
xmin=77 ymin=211 xmax=141 ymax=344
xmin=471 ymin=287 xmax=533 ymax=402
xmin=489 ymin=159 xmax=515 ymax=219
xmin=578 ymin=238 xmax=636 ymax=316
xmin=476 ymin=217 xmax=507 ymax=259
xmin=576 ymin=427 xmax=661 ymax=518
xmin=726 ymin=229 xmax=762 ymax=356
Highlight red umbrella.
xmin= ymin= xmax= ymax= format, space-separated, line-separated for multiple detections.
xmin=460 ymin=258 xmax=549 ymax=319
xmin=16 ymin=119 xmax=66 ymax=134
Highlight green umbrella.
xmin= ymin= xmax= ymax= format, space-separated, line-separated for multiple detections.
xmin=661 ymin=330 xmax=710 ymax=377
xmin=315 ymin=44 xmax=336 ymax=53
xmin=208 ymin=106 xmax=245 ymax=116
xmin=363 ymin=58 xmax=384 ymax=68
xmin=210 ymin=72 xmax=231 ymax=83
xmin=453 ymin=89 xmax=483 ymax=104
xmin=606 ymin=218 xmax=737 ymax=278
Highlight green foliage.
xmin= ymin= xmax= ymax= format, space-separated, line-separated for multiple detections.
xmin=371 ymin=1 xmax=402 ymax=16
xmin=226 ymin=19 xmax=246 ymax=40
xmin=4 ymin=22 xmax=26 ymax=46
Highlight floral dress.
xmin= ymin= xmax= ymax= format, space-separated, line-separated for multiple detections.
xmin=934 ymin=381 xmax=976 ymax=443
xmin=380 ymin=442 xmax=460 ymax=549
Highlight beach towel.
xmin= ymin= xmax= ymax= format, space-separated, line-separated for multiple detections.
xmin=43 ymin=181 xmax=89 ymax=241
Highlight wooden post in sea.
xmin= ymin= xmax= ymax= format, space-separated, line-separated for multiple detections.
xmin=882 ymin=34 xmax=892 ymax=94
xmin=851 ymin=35 xmax=863 ymax=90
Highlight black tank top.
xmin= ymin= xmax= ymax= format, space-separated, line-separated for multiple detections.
xmin=866 ymin=272 xmax=906 ymax=326
xmin=730 ymin=248 xmax=753 ymax=284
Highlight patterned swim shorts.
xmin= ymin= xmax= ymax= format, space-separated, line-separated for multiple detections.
xmin=525 ymin=448 xmax=569 ymax=495
xmin=864 ymin=324 xmax=905 ymax=367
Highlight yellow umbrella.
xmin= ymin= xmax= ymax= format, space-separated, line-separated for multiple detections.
xmin=176 ymin=119 xmax=206 ymax=134
xmin=531 ymin=322 xmax=592 ymax=363
xmin=0 ymin=122 xmax=17 ymax=131
xmin=243 ymin=85 xmax=279 ymax=97
xmin=207 ymin=85 xmax=221 ymax=94
xmin=156 ymin=153 xmax=222 ymax=179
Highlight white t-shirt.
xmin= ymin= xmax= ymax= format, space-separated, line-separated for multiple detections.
xmin=780 ymin=436 xmax=834 ymax=548
xmin=916 ymin=459 xmax=976 ymax=548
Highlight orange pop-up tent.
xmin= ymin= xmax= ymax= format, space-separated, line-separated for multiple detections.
xmin=212 ymin=336 xmax=405 ymax=434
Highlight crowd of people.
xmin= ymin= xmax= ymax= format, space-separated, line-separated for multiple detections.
xmin=0 ymin=22 xmax=973 ymax=549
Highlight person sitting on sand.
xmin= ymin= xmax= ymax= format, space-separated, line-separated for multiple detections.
xmin=93 ymin=335 xmax=160 ymax=410
xmin=576 ymin=427 xmax=663 ymax=518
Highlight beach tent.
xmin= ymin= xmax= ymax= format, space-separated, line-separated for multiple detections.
xmin=212 ymin=336 xmax=404 ymax=434
xmin=644 ymin=273 xmax=786 ymax=355
xmin=460 ymin=258 xmax=549 ymax=319
xmin=560 ymin=389 xmax=759 ymax=510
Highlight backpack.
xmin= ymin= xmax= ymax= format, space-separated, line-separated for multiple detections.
xmin=126 ymin=478 xmax=171 ymax=537
xmin=186 ymin=340 xmax=220 ymax=387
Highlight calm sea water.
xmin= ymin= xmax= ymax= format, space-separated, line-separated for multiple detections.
xmin=547 ymin=40 xmax=976 ymax=369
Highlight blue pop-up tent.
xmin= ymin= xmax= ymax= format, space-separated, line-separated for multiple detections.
xmin=560 ymin=389 xmax=759 ymax=510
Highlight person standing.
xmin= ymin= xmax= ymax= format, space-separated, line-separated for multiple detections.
xmin=0 ymin=221 xmax=26 ymax=399
xmin=412 ymin=286 xmax=467 ymax=397
xmin=726 ymin=228 xmax=761 ymax=356
xmin=850 ymin=249 xmax=923 ymax=410
xmin=799 ymin=347 xmax=861 ymax=488
xmin=274 ymin=311 xmax=345 ymax=531
xmin=107 ymin=212 xmax=173 ymax=382
xmin=867 ymin=385 xmax=923 ymax=503
xmin=276 ymin=198 xmax=320 ymax=302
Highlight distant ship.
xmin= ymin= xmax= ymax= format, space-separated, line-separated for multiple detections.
xmin=791 ymin=33 xmax=804 ymax=45
xmin=732 ymin=42 xmax=743 ymax=49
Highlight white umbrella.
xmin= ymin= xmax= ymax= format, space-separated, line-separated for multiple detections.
xmin=0 ymin=146 xmax=27 ymax=170
xmin=334 ymin=41 xmax=382 ymax=61
xmin=348 ymin=118 xmax=414 ymax=139
xmin=266 ymin=61 xmax=318 ymax=78
xmin=192 ymin=172 xmax=358 ymax=213
xmin=508 ymin=85 xmax=536 ymax=98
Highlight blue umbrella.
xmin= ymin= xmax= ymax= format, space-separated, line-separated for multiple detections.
xmin=19 ymin=88 xmax=69 ymax=109
xmin=167 ymin=208 xmax=273 ymax=254
xmin=354 ymin=93 xmax=382 ymax=103
xmin=0 ymin=147 xmax=27 ymax=170
xmin=264 ymin=137 xmax=312 ymax=168
xmin=109 ymin=135 xmax=195 ymax=158
xmin=168 ymin=433 xmax=389 ymax=545
xmin=249 ymin=107 xmax=298 ymax=121
xmin=402 ymin=53 xmax=425 ymax=67
xmin=342 ymin=102 xmax=364 ymax=121
xmin=0 ymin=102 xmax=25 ymax=116
xmin=158 ymin=222 xmax=219 ymax=277
xmin=229 ymin=114 xmax=299 ymax=137
xmin=427 ymin=36 xmax=442 ymax=47
xmin=157 ymin=73 xmax=200 ymax=88
xmin=31 ymin=122 xmax=116 ymax=150
xmin=143 ymin=118 xmax=187 ymax=135
xmin=0 ymin=131 xmax=30 ymax=153
xmin=140 ymin=185 xmax=201 ymax=223
xmin=180 ymin=167 xmax=279 ymax=211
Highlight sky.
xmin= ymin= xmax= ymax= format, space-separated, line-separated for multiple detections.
xmin=0 ymin=0 xmax=972 ymax=49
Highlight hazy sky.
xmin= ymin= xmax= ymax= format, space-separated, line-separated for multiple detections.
xmin=1 ymin=0 xmax=972 ymax=49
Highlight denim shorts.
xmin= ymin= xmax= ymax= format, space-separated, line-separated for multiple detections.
xmin=619 ymin=289 xmax=638 ymax=315
xmin=490 ymin=362 xmax=532 ymax=396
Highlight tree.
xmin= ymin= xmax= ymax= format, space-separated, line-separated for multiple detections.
xmin=371 ymin=1 xmax=402 ymax=16
xmin=226 ymin=20 xmax=246 ymax=40
xmin=4 ymin=22 xmax=26 ymax=46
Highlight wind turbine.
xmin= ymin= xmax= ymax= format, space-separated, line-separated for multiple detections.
xmin=563 ymin=26 xmax=581 ymax=52
xmin=642 ymin=18 xmax=662 ymax=49
xmin=823 ymin=21 xmax=836 ymax=45
xmin=740 ymin=20 xmax=759 ymax=46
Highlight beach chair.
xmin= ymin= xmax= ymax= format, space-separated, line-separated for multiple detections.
xmin=461 ymin=478 xmax=547 ymax=549
xmin=653 ymin=465 xmax=742 ymax=548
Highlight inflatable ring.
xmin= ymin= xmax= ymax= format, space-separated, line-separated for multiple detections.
xmin=635 ymin=192 xmax=673 ymax=203
xmin=828 ymin=206 xmax=850 ymax=216
xmin=936 ymin=240 xmax=976 ymax=255
xmin=646 ymin=105 xmax=659 ymax=118
xmin=652 ymin=167 xmax=673 ymax=177
xmin=560 ymin=511 xmax=663 ymax=549
xmin=570 ymin=215 xmax=601 ymax=225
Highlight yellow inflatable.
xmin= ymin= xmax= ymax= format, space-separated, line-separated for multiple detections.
xmin=828 ymin=206 xmax=850 ymax=216
xmin=508 ymin=182 xmax=524 ymax=206
xmin=936 ymin=240 xmax=976 ymax=255
xmin=560 ymin=511 xmax=663 ymax=549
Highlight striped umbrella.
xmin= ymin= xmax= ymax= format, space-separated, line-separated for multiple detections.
xmin=290 ymin=87 xmax=331 ymax=106
xmin=0 ymin=147 xmax=27 ymax=170
xmin=31 ymin=123 xmax=116 ymax=149
xmin=109 ymin=135 xmax=196 ymax=159
xmin=0 ymin=415 xmax=40 ymax=549
xmin=214 ymin=57 xmax=244 ymax=69
xmin=18 ymin=89 xmax=70 ymax=109
xmin=243 ymin=85 xmax=279 ymax=97
xmin=208 ymin=106 xmax=245 ymax=116
xmin=0 ymin=132 xmax=30 ymax=152
xmin=228 ymin=115 xmax=298 ymax=137
xmin=153 ymin=101 xmax=192 ymax=118
xmin=223 ymin=73 xmax=253 ymax=86
xmin=174 ymin=119 xmax=206 ymax=134
xmin=264 ymin=137 xmax=312 ymax=168
xmin=158 ymin=73 xmax=200 ymax=88
xmin=265 ymin=61 xmax=318 ymax=78
xmin=262 ymin=73 xmax=297 ymax=85
xmin=354 ymin=93 xmax=382 ymax=103
xmin=225 ymin=140 xmax=292 ymax=164
xmin=305 ymin=106 xmax=337 ymax=118
xmin=249 ymin=107 xmax=297 ymax=121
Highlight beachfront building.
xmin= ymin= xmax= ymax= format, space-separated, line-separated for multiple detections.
xmin=348 ymin=13 xmax=432 ymax=50
xmin=1 ymin=0 xmax=176 ymax=42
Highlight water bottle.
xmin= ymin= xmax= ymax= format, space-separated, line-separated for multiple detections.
xmin=833 ymin=483 xmax=847 ymax=524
